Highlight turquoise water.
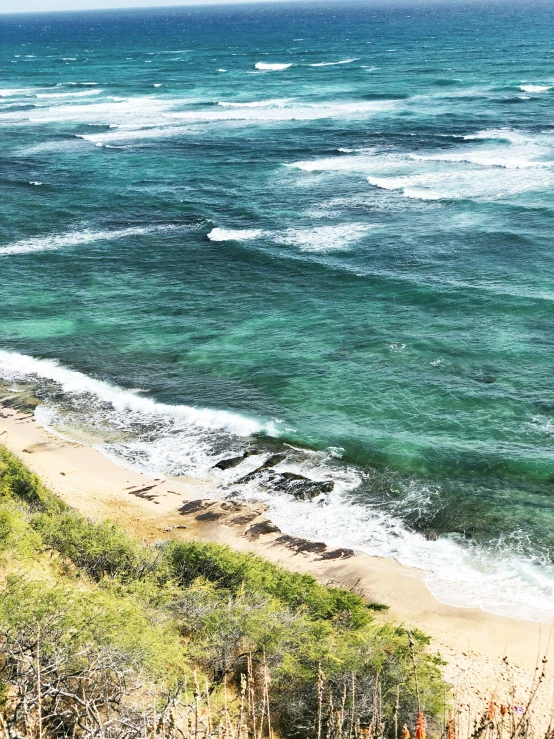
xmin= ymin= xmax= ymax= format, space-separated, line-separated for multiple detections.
xmin=2 ymin=1 xmax=554 ymax=619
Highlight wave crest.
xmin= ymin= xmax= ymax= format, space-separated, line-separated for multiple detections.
xmin=0 ymin=225 xmax=183 ymax=256
xmin=254 ymin=62 xmax=292 ymax=71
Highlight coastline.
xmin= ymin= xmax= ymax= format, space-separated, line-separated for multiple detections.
xmin=1 ymin=402 xmax=553 ymax=725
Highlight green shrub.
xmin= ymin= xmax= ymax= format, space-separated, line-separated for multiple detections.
xmin=0 ymin=501 xmax=42 ymax=557
xmin=0 ymin=446 xmax=58 ymax=508
xmin=165 ymin=539 xmax=372 ymax=628
xmin=32 ymin=508 xmax=168 ymax=582
xmin=0 ymin=446 xmax=449 ymax=736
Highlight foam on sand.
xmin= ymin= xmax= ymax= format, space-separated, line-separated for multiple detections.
xmin=0 ymin=350 xmax=275 ymax=479
xmin=239 ymin=472 xmax=554 ymax=622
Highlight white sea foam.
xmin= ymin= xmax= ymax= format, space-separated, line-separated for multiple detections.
xmin=167 ymin=100 xmax=394 ymax=123
xmin=0 ymin=225 xmax=179 ymax=256
xmin=35 ymin=89 xmax=103 ymax=99
xmin=218 ymin=98 xmax=292 ymax=108
xmin=78 ymin=100 xmax=394 ymax=144
xmin=409 ymin=151 xmax=542 ymax=169
xmin=254 ymin=62 xmax=292 ymax=71
xmin=310 ymin=58 xmax=359 ymax=67
xmin=0 ymin=87 xmax=36 ymax=97
xmin=254 ymin=487 xmax=554 ymax=622
xmin=519 ymin=84 xmax=551 ymax=93
xmin=290 ymin=131 xmax=554 ymax=202
xmin=279 ymin=223 xmax=375 ymax=251
xmin=207 ymin=227 xmax=263 ymax=242
xmin=2 ymin=92 xmax=395 ymax=145
xmin=288 ymin=151 xmax=381 ymax=172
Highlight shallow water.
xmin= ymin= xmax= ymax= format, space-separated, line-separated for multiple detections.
xmin=2 ymin=0 xmax=554 ymax=620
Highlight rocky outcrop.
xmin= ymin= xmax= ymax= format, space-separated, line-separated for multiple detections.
xmin=246 ymin=520 xmax=281 ymax=540
xmin=236 ymin=453 xmax=287 ymax=483
xmin=318 ymin=548 xmax=355 ymax=560
xmin=213 ymin=449 xmax=261 ymax=471
xmin=179 ymin=499 xmax=214 ymax=515
xmin=270 ymin=472 xmax=334 ymax=500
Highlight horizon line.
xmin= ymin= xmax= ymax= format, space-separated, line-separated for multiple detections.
xmin=0 ymin=0 xmax=518 ymax=17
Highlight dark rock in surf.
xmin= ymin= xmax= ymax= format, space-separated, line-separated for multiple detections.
xmin=246 ymin=520 xmax=281 ymax=540
xmin=236 ymin=453 xmax=287 ymax=483
xmin=319 ymin=548 xmax=355 ymax=560
xmin=196 ymin=510 xmax=224 ymax=522
xmin=295 ymin=540 xmax=327 ymax=554
xmin=214 ymin=455 xmax=246 ymax=470
xmin=274 ymin=535 xmax=326 ymax=555
xmin=258 ymin=453 xmax=287 ymax=470
xmin=220 ymin=500 xmax=244 ymax=512
xmin=271 ymin=472 xmax=334 ymax=500
xmin=230 ymin=512 xmax=260 ymax=525
xmin=179 ymin=499 xmax=214 ymax=515
xmin=214 ymin=449 xmax=262 ymax=470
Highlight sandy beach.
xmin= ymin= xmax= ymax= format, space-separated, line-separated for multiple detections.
xmin=1 ymin=401 xmax=553 ymax=727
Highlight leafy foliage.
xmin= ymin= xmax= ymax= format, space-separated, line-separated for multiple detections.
xmin=0 ymin=445 xmax=448 ymax=737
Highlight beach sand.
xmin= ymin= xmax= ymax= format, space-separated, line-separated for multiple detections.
xmin=1 ymin=402 xmax=553 ymax=728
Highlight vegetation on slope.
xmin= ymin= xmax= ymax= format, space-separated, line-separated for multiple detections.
xmin=0 ymin=445 xmax=447 ymax=738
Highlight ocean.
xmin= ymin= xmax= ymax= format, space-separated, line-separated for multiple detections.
xmin=2 ymin=0 xmax=554 ymax=621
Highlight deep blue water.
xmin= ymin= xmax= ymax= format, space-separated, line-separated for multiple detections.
xmin=2 ymin=0 xmax=554 ymax=619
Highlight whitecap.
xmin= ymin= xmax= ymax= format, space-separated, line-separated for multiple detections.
xmin=519 ymin=84 xmax=551 ymax=93
xmin=279 ymin=223 xmax=375 ymax=251
xmin=0 ymin=87 xmax=35 ymax=97
xmin=254 ymin=62 xmax=292 ymax=71
xmin=290 ymin=133 xmax=554 ymax=202
xmin=207 ymin=227 xmax=263 ymax=242
xmin=76 ymin=99 xmax=395 ymax=145
xmin=217 ymin=98 xmax=292 ymax=108
xmin=35 ymin=89 xmax=103 ymax=99
xmin=409 ymin=151 xmax=542 ymax=170
xmin=0 ymin=224 xmax=181 ymax=256
xmin=310 ymin=58 xmax=359 ymax=67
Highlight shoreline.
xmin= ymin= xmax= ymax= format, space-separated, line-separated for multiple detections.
xmin=1 ymin=402 xmax=554 ymax=725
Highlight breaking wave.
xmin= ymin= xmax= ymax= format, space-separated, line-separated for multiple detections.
xmin=254 ymin=62 xmax=292 ymax=71
xmin=208 ymin=227 xmax=263 ymax=241
xmin=0 ymin=225 xmax=182 ymax=256
xmin=2 ymin=349 xmax=554 ymax=622
xmin=310 ymin=58 xmax=359 ymax=67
